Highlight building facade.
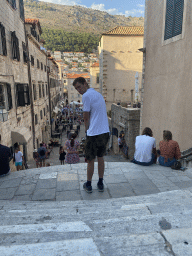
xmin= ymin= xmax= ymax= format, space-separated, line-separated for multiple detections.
xmin=141 ymin=0 xmax=189 ymax=151
xmin=98 ymin=26 xmax=144 ymax=111
xmin=90 ymin=62 xmax=100 ymax=92
xmin=25 ymin=18 xmax=51 ymax=148
xmin=0 ymin=0 xmax=33 ymax=162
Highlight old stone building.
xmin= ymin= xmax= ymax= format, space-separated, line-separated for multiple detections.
xmin=0 ymin=1 xmax=61 ymax=169
xmin=141 ymin=0 xmax=190 ymax=152
xmin=90 ymin=62 xmax=100 ymax=92
xmin=98 ymin=26 xmax=144 ymax=111
xmin=25 ymin=18 xmax=51 ymax=148
xmin=109 ymin=104 xmax=140 ymax=159
xmin=0 ymin=0 xmax=33 ymax=162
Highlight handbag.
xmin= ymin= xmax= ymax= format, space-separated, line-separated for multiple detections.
xmin=171 ymin=161 xmax=181 ymax=170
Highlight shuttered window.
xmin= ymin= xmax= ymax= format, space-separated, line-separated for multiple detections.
xmin=33 ymin=84 xmax=37 ymax=101
xmin=0 ymin=23 xmax=7 ymax=56
xmin=31 ymin=55 xmax=34 ymax=66
xmin=16 ymin=84 xmax=30 ymax=107
xmin=11 ymin=32 xmax=20 ymax=61
xmin=19 ymin=0 xmax=24 ymax=20
xmin=0 ymin=85 xmax=5 ymax=109
xmin=6 ymin=0 xmax=16 ymax=9
xmin=39 ymin=83 xmax=41 ymax=98
xmin=164 ymin=0 xmax=184 ymax=40
xmin=7 ymin=84 xmax=12 ymax=110
xmin=22 ymin=42 xmax=28 ymax=63
xmin=0 ymin=83 xmax=12 ymax=110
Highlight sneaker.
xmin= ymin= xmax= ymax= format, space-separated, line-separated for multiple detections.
xmin=97 ymin=182 xmax=104 ymax=192
xmin=83 ymin=182 xmax=92 ymax=193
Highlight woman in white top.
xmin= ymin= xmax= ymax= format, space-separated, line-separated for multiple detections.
xmin=132 ymin=127 xmax=157 ymax=166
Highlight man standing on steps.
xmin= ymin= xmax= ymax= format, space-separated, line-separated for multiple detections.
xmin=73 ymin=77 xmax=110 ymax=193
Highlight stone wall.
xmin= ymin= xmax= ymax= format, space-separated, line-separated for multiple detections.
xmin=110 ymin=104 xmax=140 ymax=159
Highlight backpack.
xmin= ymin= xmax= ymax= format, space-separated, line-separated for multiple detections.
xmin=39 ymin=149 xmax=45 ymax=157
xmin=171 ymin=161 xmax=181 ymax=170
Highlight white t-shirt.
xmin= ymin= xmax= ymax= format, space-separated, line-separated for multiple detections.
xmin=118 ymin=137 xmax=122 ymax=146
xmin=134 ymin=135 xmax=156 ymax=163
xmin=82 ymin=88 xmax=110 ymax=136
xmin=14 ymin=151 xmax=23 ymax=163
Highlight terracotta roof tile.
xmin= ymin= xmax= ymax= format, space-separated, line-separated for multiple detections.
xmin=91 ymin=62 xmax=99 ymax=67
xmin=66 ymin=73 xmax=90 ymax=79
xmin=103 ymin=26 xmax=144 ymax=36
xmin=25 ymin=18 xmax=42 ymax=34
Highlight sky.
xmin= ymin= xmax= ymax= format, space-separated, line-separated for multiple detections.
xmin=39 ymin=0 xmax=145 ymax=17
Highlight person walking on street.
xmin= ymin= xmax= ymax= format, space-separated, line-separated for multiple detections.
xmin=38 ymin=143 xmax=47 ymax=167
xmin=0 ymin=135 xmax=11 ymax=177
xmin=73 ymin=77 xmax=110 ymax=193
xmin=59 ymin=146 xmax=66 ymax=165
xmin=64 ymin=133 xmax=80 ymax=164
xmin=13 ymin=147 xmax=24 ymax=171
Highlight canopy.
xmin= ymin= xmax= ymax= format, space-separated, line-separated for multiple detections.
xmin=70 ymin=101 xmax=83 ymax=106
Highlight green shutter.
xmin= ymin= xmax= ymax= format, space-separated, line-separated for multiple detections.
xmin=173 ymin=0 xmax=184 ymax=37
xmin=164 ymin=0 xmax=174 ymax=40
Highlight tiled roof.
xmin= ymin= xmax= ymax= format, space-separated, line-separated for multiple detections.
xmin=66 ymin=73 xmax=90 ymax=79
xmin=102 ymin=26 xmax=144 ymax=36
xmin=25 ymin=18 xmax=42 ymax=34
xmin=91 ymin=62 xmax=99 ymax=67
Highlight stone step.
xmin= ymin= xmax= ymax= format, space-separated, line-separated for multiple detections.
xmin=0 ymin=191 xmax=191 ymax=255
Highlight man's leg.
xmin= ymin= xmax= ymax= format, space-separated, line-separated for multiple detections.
xmin=87 ymin=158 xmax=95 ymax=181
xmin=97 ymin=156 xmax=104 ymax=179
xmin=97 ymin=156 xmax=105 ymax=192
xmin=83 ymin=158 xmax=95 ymax=193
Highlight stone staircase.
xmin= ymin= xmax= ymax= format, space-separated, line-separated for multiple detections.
xmin=0 ymin=189 xmax=192 ymax=255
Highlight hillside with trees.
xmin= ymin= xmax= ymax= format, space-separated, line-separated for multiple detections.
xmin=24 ymin=0 xmax=144 ymax=52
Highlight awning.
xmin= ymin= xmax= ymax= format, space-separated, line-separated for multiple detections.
xmin=53 ymin=107 xmax=61 ymax=114
xmin=11 ymin=127 xmax=32 ymax=144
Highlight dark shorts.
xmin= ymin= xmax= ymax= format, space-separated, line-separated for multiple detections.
xmin=85 ymin=132 xmax=110 ymax=161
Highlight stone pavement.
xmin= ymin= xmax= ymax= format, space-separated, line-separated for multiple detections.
xmin=0 ymin=189 xmax=192 ymax=255
xmin=1 ymin=163 xmax=192 ymax=255
xmin=1 ymin=162 xmax=192 ymax=201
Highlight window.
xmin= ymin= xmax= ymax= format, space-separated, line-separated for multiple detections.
xmin=44 ymin=65 xmax=46 ymax=72
xmin=22 ymin=42 xmax=28 ymax=63
xmin=43 ymin=108 xmax=45 ymax=116
xmin=64 ymin=80 xmax=66 ymax=83
xmin=33 ymin=84 xmax=37 ymax=101
xmin=41 ymin=62 xmax=43 ymax=70
xmin=31 ymin=55 xmax=34 ymax=66
xmin=39 ymin=83 xmax=41 ymax=98
xmin=47 ymin=105 xmax=49 ymax=112
xmin=35 ymin=114 xmax=38 ymax=125
xmin=6 ymin=0 xmax=16 ymax=9
xmin=42 ymin=83 xmax=45 ymax=97
xmin=37 ymin=59 xmax=39 ymax=68
xmin=16 ymin=84 xmax=30 ymax=106
xmin=40 ymin=110 xmax=43 ymax=119
xmin=0 ymin=83 xmax=12 ymax=110
xmin=11 ymin=32 xmax=20 ymax=61
xmin=46 ymin=83 xmax=48 ymax=96
xmin=19 ymin=0 xmax=24 ymax=20
xmin=0 ymin=23 xmax=7 ymax=56
xmin=96 ymin=73 xmax=99 ymax=84
xmin=31 ymin=27 xmax=37 ymax=39
xmin=164 ymin=0 xmax=184 ymax=40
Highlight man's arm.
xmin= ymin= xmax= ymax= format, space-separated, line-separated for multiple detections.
xmin=83 ymin=112 xmax=90 ymax=133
